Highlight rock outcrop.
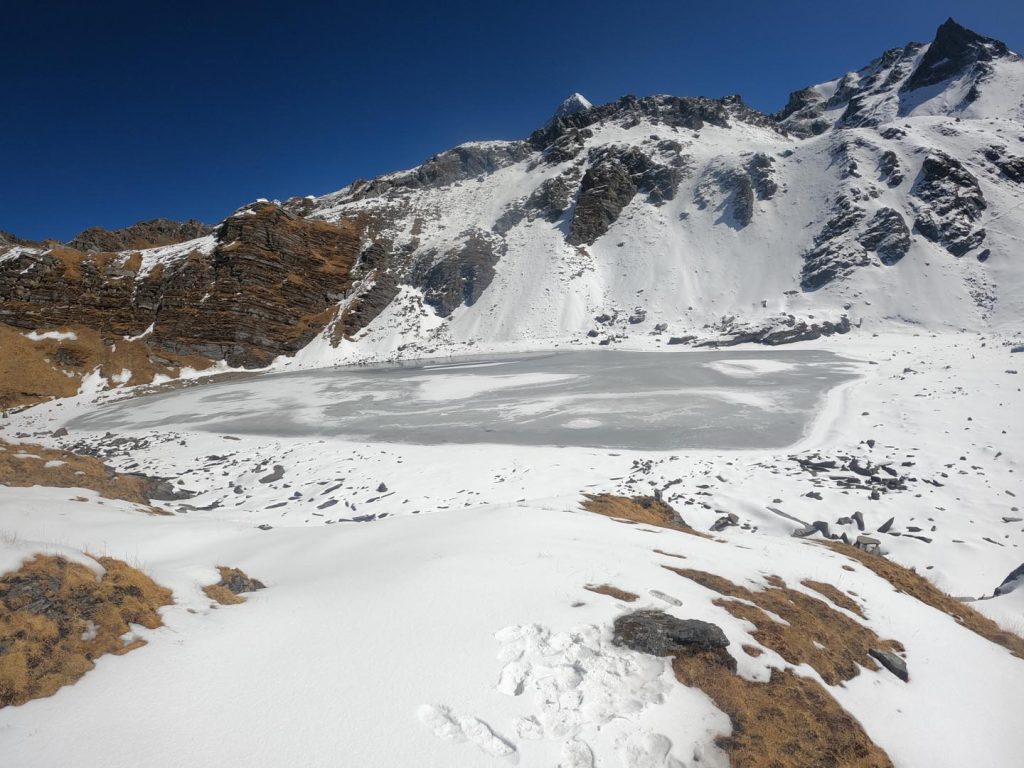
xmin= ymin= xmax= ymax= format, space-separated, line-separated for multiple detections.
xmin=612 ymin=610 xmax=736 ymax=671
xmin=67 ymin=218 xmax=213 ymax=252
xmin=912 ymin=152 xmax=987 ymax=256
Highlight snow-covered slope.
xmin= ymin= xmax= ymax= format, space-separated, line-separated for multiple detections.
xmin=271 ymin=18 xmax=1024 ymax=366
xmin=2 ymin=19 xmax=1022 ymax=383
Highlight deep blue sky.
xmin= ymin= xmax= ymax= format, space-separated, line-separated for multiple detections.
xmin=4 ymin=1 xmax=1022 ymax=241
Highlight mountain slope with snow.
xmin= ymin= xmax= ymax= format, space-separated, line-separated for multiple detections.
xmin=1 ymin=18 xmax=1023 ymax=388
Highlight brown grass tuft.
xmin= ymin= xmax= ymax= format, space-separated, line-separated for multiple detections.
xmin=583 ymin=583 xmax=639 ymax=602
xmin=667 ymin=568 xmax=900 ymax=685
xmin=0 ymin=554 xmax=172 ymax=707
xmin=800 ymin=579 xmax=865 ymax=617
xmin=0 ymin=439 xmax=165 ymax=511
xmin=822 ymin=541 xmax=1024 ymax=658
xmin=202 ymin=566 xmax=265 ymax=605
xmin=673 ymin=649 xmax=893 ymax=768
xmin=581 ymin=494 xmax=712 ymax=538
xmin=0 ymin=321 xmax=212 ymax=409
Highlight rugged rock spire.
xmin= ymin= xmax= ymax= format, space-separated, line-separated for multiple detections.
xmin=903 ymin=17 xmax=1011 ymax=92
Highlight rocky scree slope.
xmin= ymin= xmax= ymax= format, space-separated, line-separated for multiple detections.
xmin=2 ymin=18 xmax=1023 ymax=404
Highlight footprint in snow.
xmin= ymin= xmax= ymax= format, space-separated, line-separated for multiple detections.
xmin=617 ymin=733 xmax=684 ymax=768
xmin=417 ymin=704 xmax=516 ymax=757
xmin=648 ymin=589 xmax=682 ymax=606
xmin=560 ymin=738 xmax=595 ymax=768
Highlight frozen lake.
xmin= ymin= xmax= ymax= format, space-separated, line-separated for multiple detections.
xmin=69 ymin=350 xmax=859 ymax=450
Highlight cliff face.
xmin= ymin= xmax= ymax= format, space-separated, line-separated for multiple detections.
xmin=0 ymin=204 xmax=371 ymax=404
xmin=147 ymin=204 xmax=365 ymax=367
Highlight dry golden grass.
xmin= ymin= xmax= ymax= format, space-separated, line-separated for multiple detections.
xmin=0 ymin=554 xmax=172 ymax=707
xmin=673 ymin=649 xmax=893 ymax=768
xmin=822 ymin=541 xmax=1024 ymax=658
xmin=0 ymin=439 xmax=166 ymax=511
xmin=583 ymin=583 xmax=639 ymax=602
xmin=581 ymin=494 xmax=712 ymax=538
xmin=667 ymin=568 xmax=901 ymax=685
xmin=800 ymin=579 xmax=865 ymax=617
xmin=0 ymin=322 xmax=212 ymax=408
xmin=47 ymin=247 xmax=85 ymax=281
xmin=202 ymin=567 xmax=263 ymax=605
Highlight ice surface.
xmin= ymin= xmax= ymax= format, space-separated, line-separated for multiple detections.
xmin=68 ymin=350 xmax=858 ymax=450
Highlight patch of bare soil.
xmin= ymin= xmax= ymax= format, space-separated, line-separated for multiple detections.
xmin=581 ymin=494 xmax=712 ymax=538
xmin=667 ymin=568 xmax=902 ymax=685
xmin=583 ymin=583 xmax=639 ymax=602
xmin=0 ymin=439 xmax=165 ymax=511
xmin=673 ymin=649 xmax=894 ymax=768
xmin=822 ymin=541 xmax=1024 ymax=658
xmin=0 ymin=554 xmax=172 ymax=707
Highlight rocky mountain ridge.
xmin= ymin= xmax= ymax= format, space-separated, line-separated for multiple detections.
xmin=2 ymin=18 xmax=1023 ymax=406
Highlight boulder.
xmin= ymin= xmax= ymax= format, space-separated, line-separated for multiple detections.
xmin=612 ymin=610 xmax=735 ymax=671
xmin=869 ymin=648 xmax=909 ymax=681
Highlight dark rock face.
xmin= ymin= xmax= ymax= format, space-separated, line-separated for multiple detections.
xmin=721 ymin=169 xmax=755 ymax=228
xmin=747 ymin=153 xmax=779 ymax=200
xmin=567 ymin=147 xmax=682 ymax=245
xmin=912 ymin=152 xmax=987 ymax=256
xmin=903 ymin=18 xmax=1010 ymax=94
xmin=868 ymin=648 xmax=909 ymax=681
xmin=414 ymin=230 xmax=502 ymax=316
xmin=531 ymin=93 xmax=780 ymax=160
xmin=694 ymin=161 xmax=764 ymax=229
xmin=878 ymin=150 xmax=904 ymax=186
xmin=984 ymin=147 xmax=1024 ymax=184
xmin=995 ymin=563 xmax=1024 ymax=596
xmin=801 ymin=196 xmax=869 ymax=290
xmin=859 ymin=208 xmax=911 ymax=265
xmin=67 ymin=218 xmax=213 ymax=253
xmin=329 ymin=239 xmax=404 ymax=342
xmin=612 ymin=610 xmax=736 ymax=671
xmin=568 ymin=160 xmax=639 ymax=246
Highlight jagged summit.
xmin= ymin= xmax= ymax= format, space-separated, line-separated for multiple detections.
xmin=904 ymin=17 xmax=1012 ymax=92
xmin=778 ymin=17 xmax=1024 ymax=135
xmin=551 ymin=92 xmax=593 ymax=123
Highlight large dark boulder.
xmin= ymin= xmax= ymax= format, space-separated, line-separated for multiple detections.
xmin=612 ymin=610 xmax=736 ymax=671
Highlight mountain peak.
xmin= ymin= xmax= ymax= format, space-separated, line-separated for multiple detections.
xmin=552 ymin=93 xmax=593 ymax=122
xmin=903 ymin=17 xmax=1010 ymax=92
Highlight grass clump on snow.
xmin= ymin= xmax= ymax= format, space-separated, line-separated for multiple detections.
xmin=823 ymin=541 xmax=1024 ymax=658
xmin=581 ymin=493 xmax=712 ymax=538
xmin=0 ymin=554 xmax=172 ymax=707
